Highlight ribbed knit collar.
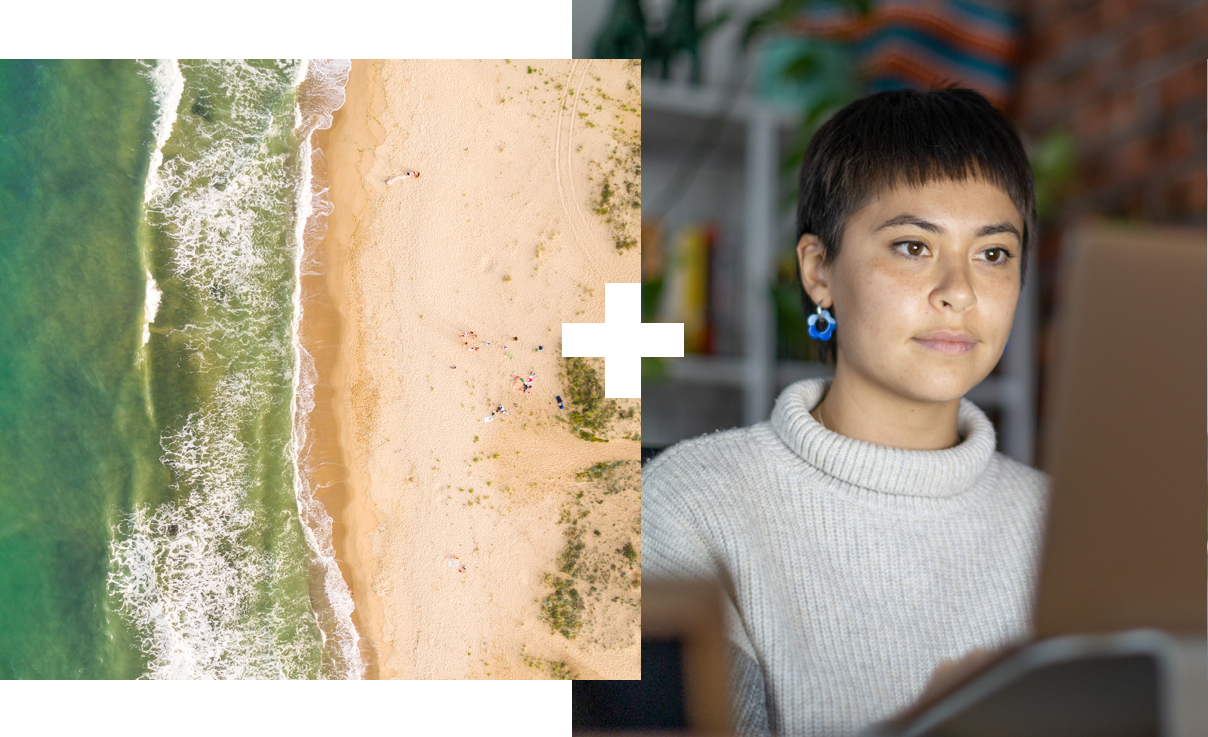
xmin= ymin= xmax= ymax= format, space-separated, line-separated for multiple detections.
xmin=770 ymin=377 xmax=996 ymax=498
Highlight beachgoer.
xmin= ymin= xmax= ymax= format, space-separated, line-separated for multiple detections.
xmin=386 ymin=171 xmax=419 ymax=184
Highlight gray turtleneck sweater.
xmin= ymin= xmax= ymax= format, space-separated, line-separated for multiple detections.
xmin=641 ymin=378 xmax=1050 ymax=737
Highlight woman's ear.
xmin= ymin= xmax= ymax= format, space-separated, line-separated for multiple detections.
xmin=797 ymin=234 xmax=832 ymax=308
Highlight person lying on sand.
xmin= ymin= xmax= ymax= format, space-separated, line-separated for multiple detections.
xmin=386 ymin=170 xmax=420 ymax=184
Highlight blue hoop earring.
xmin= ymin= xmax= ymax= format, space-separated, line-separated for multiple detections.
xmin=808 ymin=304 xmax=836 ymax=341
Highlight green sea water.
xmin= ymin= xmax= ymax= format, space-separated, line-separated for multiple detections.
xmin=0 ymin=59 xmax=359 ymax=679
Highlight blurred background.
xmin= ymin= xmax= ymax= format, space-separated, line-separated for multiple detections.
xmin=573 ymin=0 xmax=1207 ymax=468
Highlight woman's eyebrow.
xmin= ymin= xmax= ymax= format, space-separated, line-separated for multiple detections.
xmin=873 ymin=213 xmax=1021 ymax=241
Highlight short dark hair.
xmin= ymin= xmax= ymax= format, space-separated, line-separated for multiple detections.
xmin=796 ymin=85 xmax=1037 ymax=364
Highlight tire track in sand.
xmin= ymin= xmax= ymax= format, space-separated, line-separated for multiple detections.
xmin=553 ymin=59 xmax=606 ymax=284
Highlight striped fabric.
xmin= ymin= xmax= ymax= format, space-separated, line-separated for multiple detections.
xmin=784 ymin=0 xmax=1022 ymax=110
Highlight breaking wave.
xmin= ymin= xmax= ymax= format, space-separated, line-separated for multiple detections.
xmin=108 ymin=59 xmax=360 ymax=679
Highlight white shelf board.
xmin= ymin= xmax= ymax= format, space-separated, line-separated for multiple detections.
xmin=642 ymin=78 xmax=802 ymax=127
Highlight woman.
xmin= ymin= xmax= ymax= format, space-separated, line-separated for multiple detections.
xmin=641 ymin=86 xmax=1050 ymax=736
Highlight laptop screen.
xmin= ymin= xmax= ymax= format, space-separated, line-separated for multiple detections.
xmin=1033 ymin=219 xmax=1206 ymax=637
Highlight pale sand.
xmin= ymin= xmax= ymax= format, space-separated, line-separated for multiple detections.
xmin=313 ymin=59 xmax=642 ymax=679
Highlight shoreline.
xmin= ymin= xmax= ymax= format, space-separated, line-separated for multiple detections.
xmin=312 ymin=60 xmax=642 ymax=679
xmin=301 ymin=58 xmax=391 ymax=678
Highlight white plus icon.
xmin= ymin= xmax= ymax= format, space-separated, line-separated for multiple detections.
xmin=562 ymin=283 xmax=684 ymax=399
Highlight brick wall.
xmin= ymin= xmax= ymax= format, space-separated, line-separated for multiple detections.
xmin=1011 ymin=0 xmax=1206 ymax=465
xmin=1015 ymin=0 xmax=1207 ymax=223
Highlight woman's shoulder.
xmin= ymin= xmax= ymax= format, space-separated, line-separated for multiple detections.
xmin=642 ymin=423 xmax=777 ymax=488
xmin=988 ymin=451 xmax=1053 ymax=507
xmin=642 ymin=424 xmax=782 ymax=568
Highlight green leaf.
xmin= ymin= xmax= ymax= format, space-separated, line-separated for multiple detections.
xmin=783 ymin=53 xmax=820 ymax=81
xmin=641 ymin=277 xmax=664 ymax=323
xmin=642 ymin=356 xmax=669 ymax=383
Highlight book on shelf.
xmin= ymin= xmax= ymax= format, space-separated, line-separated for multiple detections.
xmin=645 ymin=219 xmax=741 ymax=358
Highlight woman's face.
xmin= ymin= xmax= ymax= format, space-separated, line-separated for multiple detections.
xmin=800 ymin=177 xmax=1024 ymax=404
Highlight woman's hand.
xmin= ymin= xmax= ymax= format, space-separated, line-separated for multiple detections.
xmin=916 ymin=647 xmax=998 ymax=704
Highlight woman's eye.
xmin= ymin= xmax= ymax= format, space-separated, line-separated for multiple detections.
xmin=895 ymin=241 xmax=927 ymax=257
xmin=895 ymin=242 xmax=1013 ymax=264
xmin=981 ymin=247 xmax=1012 ymax=264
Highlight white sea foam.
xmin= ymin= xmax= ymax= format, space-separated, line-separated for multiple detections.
xmin=108 ymin=382 xmax=319 ymax=679
xmin=110 ymin=60 xmax=359 ymax=679
xmin=141 ymin=59 xmax=185 ymax=205
xmin=144 ymin=60 xmax=298 ymax=310
xmin=287 ymin=59 xmax=363 ymax=679
xmin=142 ymin=270 xmax=162 ymax=346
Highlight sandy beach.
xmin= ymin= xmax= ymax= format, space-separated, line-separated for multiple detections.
xmin=305 ymin=59 xmax=641 ymax=679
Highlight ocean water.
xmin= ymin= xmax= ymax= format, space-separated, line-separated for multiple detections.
xmin=0 ymin=59 xmax=359 ymax=679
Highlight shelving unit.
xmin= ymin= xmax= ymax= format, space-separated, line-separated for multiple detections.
xmin=643 ymin=78 xmax=1040 ymax=465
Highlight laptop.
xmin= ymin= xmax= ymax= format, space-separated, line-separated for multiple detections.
xmin=867 ymin=218 xmax=1207 ymax=735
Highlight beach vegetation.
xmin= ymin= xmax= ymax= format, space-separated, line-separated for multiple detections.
xmin=540 ymin=449 xmax=641 ymax=646
xmin=522 ymin=648 xmax=576 ymax=679
xmin=558 ymin=527 xmax=586 ymax=574
xmin=561 ymin=357 xmax=617 ymax=441
xmin=594 ymin=179 xmax=613 ymax=215
xmin=576 ymin=459 xmax=638 ymax=495
xmin=526 ymin=656 xmax=574 ymax=680
xmin=576 ymin=460 xmax=627 ymax=482
xmin=620 ymin=541 xmax=637 ymax=564
xmin=587 ymin=121 xmax=640 ymax=251
xmin=540 ymin=575 xmax=584 ymax=639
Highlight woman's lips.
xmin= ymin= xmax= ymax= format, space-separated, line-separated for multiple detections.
xmin=913 ymin=338 xmax=976 ymax=354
